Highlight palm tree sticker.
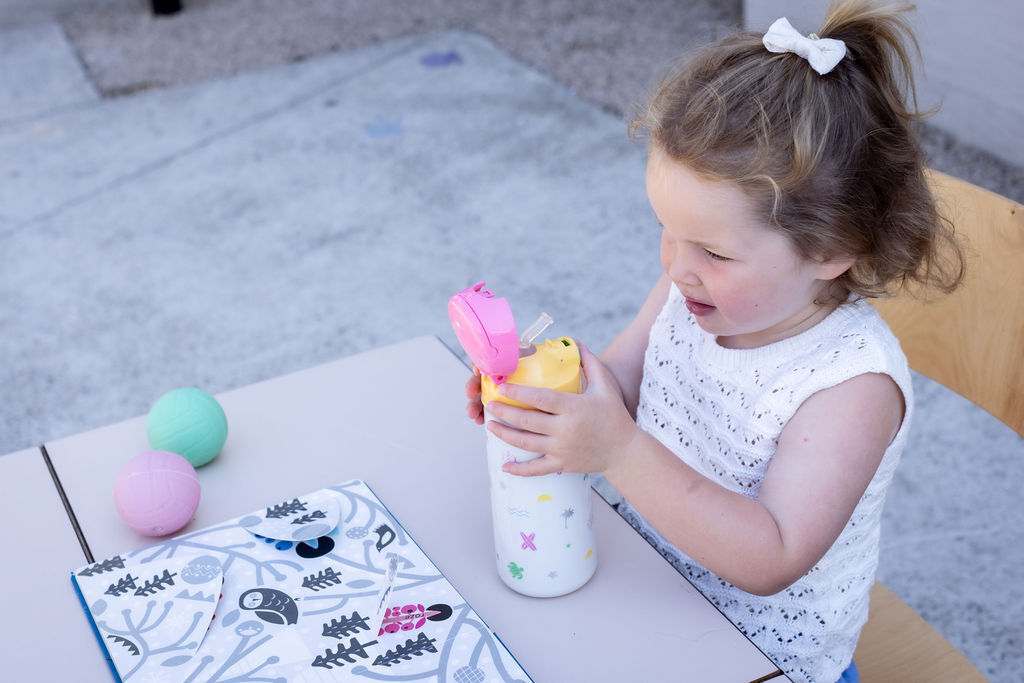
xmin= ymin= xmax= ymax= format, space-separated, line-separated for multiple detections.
xmin=561 ymin=507 xmax=575 ymax=528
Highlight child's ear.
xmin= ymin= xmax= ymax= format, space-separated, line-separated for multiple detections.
xmin=814 ymin=254 xmax=856 ymax=281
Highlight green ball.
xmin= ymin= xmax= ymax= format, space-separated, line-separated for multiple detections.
xmin=146 ymin=387 xmax=228 ymax=467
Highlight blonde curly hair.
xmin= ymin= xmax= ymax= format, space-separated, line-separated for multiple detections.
xmin=631 ymin=0 xmax=964 ymax=303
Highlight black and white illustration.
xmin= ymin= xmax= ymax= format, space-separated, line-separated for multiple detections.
xmin=72 ymin=480 xmax=531 ymax=682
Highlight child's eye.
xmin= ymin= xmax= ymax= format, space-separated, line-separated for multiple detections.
xmin=704 ymin=249 xmax=730 ymax=262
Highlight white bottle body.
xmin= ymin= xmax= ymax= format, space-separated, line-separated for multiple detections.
xmin=484 ymin=408 xmax=597 ymax=597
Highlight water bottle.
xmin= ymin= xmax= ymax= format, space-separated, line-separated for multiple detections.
xmin=449 ymin=283 xmax=597 ymax=597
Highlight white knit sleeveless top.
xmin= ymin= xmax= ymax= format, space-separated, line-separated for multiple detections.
xmin=627 ymin=283 xmax=913 ymax=683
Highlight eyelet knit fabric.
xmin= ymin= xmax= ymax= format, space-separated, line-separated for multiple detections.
xmin=625 ymin=284 xmax=913 ymax=683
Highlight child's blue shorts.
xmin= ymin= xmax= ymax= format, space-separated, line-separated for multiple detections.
xmin=837 ymin=661 xmax=859 ymax=683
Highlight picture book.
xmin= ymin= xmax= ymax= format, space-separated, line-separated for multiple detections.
xmin=71 ymin=479 xmax=532 ymax=682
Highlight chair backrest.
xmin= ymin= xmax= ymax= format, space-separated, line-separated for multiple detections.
xmin=870 ymin=170 xmax=1024 ymax=436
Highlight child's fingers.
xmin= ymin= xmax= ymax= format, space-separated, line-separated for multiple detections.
xmin=578 ymin=341 xmax=598 ymax=368
xmin=485 ymin=417 xmax=549 ymax=453
xmin=464 ymin=367 xmax=484 ymax=423
xmin=577 ymin=343 xmax=611 ymax=389
xmin=485 ymin=400 xmax=556 ymax=436
xmin=502 ymin=456 xmax=562 ymax=478
xmin=466 ymin=399 xmax=485 ymax=424
xmin=465 ymin=373 xmax=482 ymax=399
xmin=496 ymin=382 xmax=565 ymax=414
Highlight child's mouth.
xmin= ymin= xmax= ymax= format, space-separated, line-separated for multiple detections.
xmin=685 ymin=299 xmax=716 ymax=317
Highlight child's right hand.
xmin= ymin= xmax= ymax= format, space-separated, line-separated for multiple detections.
xmin=465 ymin=365 xmax=484 ymax=424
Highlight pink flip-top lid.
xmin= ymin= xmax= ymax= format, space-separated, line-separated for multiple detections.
xmin=447 ymin=282 xmax=519 ymax=382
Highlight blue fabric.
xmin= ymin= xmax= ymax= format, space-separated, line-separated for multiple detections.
xmin=836 ymin=661 xmax=859 ymax=683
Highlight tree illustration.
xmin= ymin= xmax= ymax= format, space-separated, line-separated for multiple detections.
xmin=290 ymin=509 xmax=328 ymax=525
xmin=180 ymin=621 xmax=273 ymax=682
xmin=322 ymin=611 xmax=371 ymax=639
xmin=311 ymin=637 xmax=379 ymax=669
xmin=372 ymin=632 xmax=438 ymax=667
xmin=561 ymin=507 xmax=575 ymax=528
xmin=134 ymin=569 xmax=177 ymax=596
xmin=105 ymin=573 xmax=138 ymax=597
xmin=302 ymin=566 xmax=343 ymax=591
xmin=265 ymin=498 xmax=308 ymax=519
xmin=80 ymin=555 xmax=125 ymax=576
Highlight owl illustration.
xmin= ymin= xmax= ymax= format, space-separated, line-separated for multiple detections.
xmin=238 ymin=588 xmax=299 ymax=625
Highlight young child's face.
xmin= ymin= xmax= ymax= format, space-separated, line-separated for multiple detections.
xmin=646 ymin=147 xmax=849 ymax=349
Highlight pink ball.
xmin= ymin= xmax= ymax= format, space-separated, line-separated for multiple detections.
xmin=114 ymin=450 xmax=200 ymax=536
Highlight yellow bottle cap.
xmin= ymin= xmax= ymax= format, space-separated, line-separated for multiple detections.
xmin=481 ymin=337 xmax=581 ymax=409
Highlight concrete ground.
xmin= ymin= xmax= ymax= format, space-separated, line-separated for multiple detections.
xmin=2 ymin=1 xmax=1021 ymax=680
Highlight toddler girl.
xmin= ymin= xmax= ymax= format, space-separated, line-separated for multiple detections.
xmin=468 ymin=2 xmax=965 ymax=681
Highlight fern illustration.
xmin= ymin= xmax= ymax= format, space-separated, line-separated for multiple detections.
xmin=373 ymin=632 xmax=438 ymax=667
xmin=290 ymin=509 xmax=328 ymax=525
xmin=322 ymin=611 xmax=370 ymax=639
xmin=302 ymin=566 xmax=343 ymax=591
xmin=311 ymin=637 xmax=379 ymax=669
xmin=105 ymin=573 xmax=138 ymax=597
xmin=265 ymin=498 xmax=308 ymax=519
xmin=79 ymin=555 xmax=125 ymax=576
xmin=133 ymin=569 xmax=177 ymax=596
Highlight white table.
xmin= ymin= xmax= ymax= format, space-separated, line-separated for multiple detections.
xmin=41 ymin=336 xmax=783 ymax=681
xmin=0 ymin=447 xmax=110 ymax=677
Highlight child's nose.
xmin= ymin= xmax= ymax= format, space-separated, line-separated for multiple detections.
xmin=667 ymin=256 xmax=701 ymax=287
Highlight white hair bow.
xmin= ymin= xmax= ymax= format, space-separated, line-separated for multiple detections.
xmin=762 ymin=17 xmax=847 ymax=75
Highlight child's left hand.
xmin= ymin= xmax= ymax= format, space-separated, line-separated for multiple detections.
xmin=485 ymin=343 xmax=639 ymax=477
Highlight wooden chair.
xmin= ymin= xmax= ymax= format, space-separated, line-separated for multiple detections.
xmin=855 ymin=170 xmax=1023 ymax=681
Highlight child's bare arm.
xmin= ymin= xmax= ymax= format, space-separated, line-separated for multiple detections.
xmin=611 ymin=372 xmax=903 ymax=595
xmin=489 ymin=363 xmax=904 ymax=596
